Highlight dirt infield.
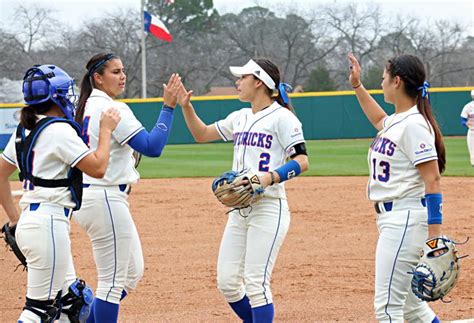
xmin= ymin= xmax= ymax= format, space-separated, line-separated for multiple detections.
xmin=1 ymin=177 xmax=473 ymax=322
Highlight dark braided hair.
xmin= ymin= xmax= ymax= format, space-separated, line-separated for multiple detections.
xmin=386 ymin=55 xmax=446 ymax=173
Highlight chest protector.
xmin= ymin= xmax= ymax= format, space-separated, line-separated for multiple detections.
xmin=15 ymin=117 xmax=84 ymax=211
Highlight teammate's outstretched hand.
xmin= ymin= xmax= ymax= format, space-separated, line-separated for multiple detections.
xmin=100 ymin=107 xmax=121 ymax=132
xmin=348 ymin=52 xmax=362 ymax=88
xmin=177 ymin=81 xmax=193 ymax=109
xmin=163 ymin=73 xmax=181 ymax=108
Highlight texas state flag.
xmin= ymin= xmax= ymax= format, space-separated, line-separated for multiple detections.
xmin=144 ymin=11 xmax=173 ymax=42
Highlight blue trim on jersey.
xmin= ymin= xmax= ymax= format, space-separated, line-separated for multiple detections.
xmin=236 ymin=114 xmax=248 ymax=171
xmin=119 ymin=126 xmax=144 ymax=146
xmin=384 ymin=211 xmax=410 ymax=322
xmin=413 ymin=155 xmax=437 ymax=165
xmin=262 ymin=199 xmax=282 ymax=304
xmin=1 ymin=153 xmax=16 ymax=165
xmin=216 ymin=122 xmax=229 ymax=141
xmin=384 ymin=113 xmax=420 ymax=133
xmin=241 ymin=108 xmax=282 ymax=172
xmin=104 ymin=190 xmax=118 ymax=302
xmin=48 ymin=215 xmax=56 ymax=300
xmin=367 ymin=146 xmax=373 ymax=199
xmin=71 ymin=150 xmax=91 ymax=167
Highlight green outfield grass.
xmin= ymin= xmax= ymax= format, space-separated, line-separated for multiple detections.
xmin=136 ymin=137 xmax=473 ymax=178
xmin=3 ymin=137 xmax=471 ymax=180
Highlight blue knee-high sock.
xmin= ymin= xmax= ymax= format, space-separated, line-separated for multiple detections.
xmin=93 ymin=298 xmax=119 ymax=323
xmin=229 ymin=295 xmax=252 ymax=323
xmin=432 ymin=316 xmax=441 ymax=323
xmin=252 ymin=303 xmax=274 ymax=323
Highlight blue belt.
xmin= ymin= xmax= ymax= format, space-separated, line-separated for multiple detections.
xmin=83 ymin=184 xmax=129 ymax=192
xmin=29 ymin=203 xmax=72 ymax=217
xmin=374 ymin=198 xmax=426 ymax=214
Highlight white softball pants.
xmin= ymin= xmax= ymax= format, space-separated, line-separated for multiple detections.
xmin=73 ymin=186 xmax=144 ymax=304
xmin=217 ymin=198 xmax=290 ymax=308
xmin=374 ymin=201 xmax=436 ymax=323
xmin=467 ymin=129 xmax=474 ymax=165
xmin=16 ymin=203 xmax=77 ymax=323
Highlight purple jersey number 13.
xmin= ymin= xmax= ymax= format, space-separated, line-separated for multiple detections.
xmin=372 ymin=158 xmax=390 ymax=182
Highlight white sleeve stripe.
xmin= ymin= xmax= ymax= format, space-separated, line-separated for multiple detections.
xmin=119 ymin=126 xmax=145 ymax=146
xmin=413 ymin=155 xmax=438 ymax=165
xmin=215 ymin=122 xmax=229 ymax=141
xmin=1 ymin=154 xmax=16 ymax=166
xmin=71 ymin=150 xmax=93 ymax=167
xmin=285 ymin=139 xmax=305 ymax=151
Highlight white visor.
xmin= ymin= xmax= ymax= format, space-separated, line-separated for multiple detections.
xmin=229 ymin=59 xmax=276 ymax=90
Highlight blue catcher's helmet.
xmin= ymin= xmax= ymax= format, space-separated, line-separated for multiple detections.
xmin=22 ymin=65 xmax=76 ymax=120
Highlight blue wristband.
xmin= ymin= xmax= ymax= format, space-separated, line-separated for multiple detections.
xmin=274 ymin=159 xmax=301 ymax=183
xmin=425 ymin=193 xmax=443 ymax=224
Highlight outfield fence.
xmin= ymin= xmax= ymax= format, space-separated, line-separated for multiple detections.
xmin=0 ymin=87 xmax=472 ymax=148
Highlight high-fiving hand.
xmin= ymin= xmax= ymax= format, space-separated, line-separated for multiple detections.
xmin=348 ymin=53 xmax=362 ymax=88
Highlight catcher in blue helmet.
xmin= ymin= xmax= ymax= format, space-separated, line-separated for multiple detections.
xmin=0 ymin=64 xmax=120 ymax=323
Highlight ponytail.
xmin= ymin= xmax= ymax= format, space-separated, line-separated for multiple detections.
xmin=417 ymin=95 xmax=446 ymax=173
xmin=275 ymin=83 xmax=295 ymax=114
xmin=20 ymin=100 xmax=54 ymax=130
xmin=386 ymin=55 xmax=446 ymax=173
xmin=20 ymin=106 xmax=37 ymax=130
xmin=75 ymin=73 xmax=93 ymax=124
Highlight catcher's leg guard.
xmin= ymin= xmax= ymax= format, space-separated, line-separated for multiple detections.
xmin=60 ymin=279 xmax=94 ymax=323
xmin=22 ymin=291 xmax=62 ymax=323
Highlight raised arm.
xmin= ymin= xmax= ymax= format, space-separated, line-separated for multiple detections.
xmin=348 ymin=53 xmax=387 ymax=131
xmin=128 ymin=73 xmax=180 ymax=157
xmin=177 ymin=82 xmax=220 ymax=143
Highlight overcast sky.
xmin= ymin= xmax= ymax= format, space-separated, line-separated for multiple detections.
xmin=1 ymin=0 xmax=473 ymax=35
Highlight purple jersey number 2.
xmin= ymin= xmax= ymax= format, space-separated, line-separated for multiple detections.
xmin=259 ymin=153 xmax=271 ymax=172
xmin=372 ymin=158 xmax=390 ymax=182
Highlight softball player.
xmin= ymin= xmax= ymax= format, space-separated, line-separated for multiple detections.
xmin=0 ymin=64 xmax=119 ymax=322
xmin=177 ymin=58 xmax=309 ymax=322
xmin=460 ymin=90 xmax=474 ymax=166
xmin=72 ymin=53 xmax=181 ymax=322
xmin=348 ymin=52 xmax=447 ymax=323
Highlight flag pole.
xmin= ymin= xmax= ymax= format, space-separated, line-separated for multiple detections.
xmin=141 ymin=0 xmax=147 ymax=98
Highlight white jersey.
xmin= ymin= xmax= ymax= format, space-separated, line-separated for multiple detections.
xmin=1 ymin=116 xmax=91 ymax=209
xmin=368 ymin=105 xmax=438 ymax=202
xmin=82 ymin=89 xmax=144 ymax=185
xmin=460 ymin=100 xmax=474 ymax=130
xmin=215 ymin=101 xmax=305 ymax=199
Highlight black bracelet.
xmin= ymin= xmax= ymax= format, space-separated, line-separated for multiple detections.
xmin=352 ymin=83 xmax=362 ymax=89
xmin=270 ymin=171 xmax=275 ymax=186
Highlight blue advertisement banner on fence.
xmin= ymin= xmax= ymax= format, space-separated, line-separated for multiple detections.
xmin=0 ymin=108 xmax=20 ymax=149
